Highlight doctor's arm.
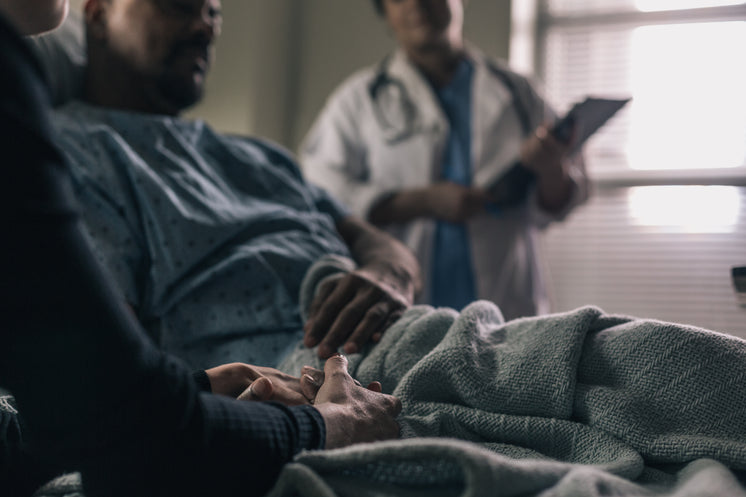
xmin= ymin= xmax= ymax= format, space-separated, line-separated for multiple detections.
xmin=301 ymin=87 xmax=487 ymax=227
xmin=303 ymin=215 xmax=421 ymax=358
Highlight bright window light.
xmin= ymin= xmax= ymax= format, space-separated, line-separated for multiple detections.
xmin=636 ymin=0 xmax=745 ymax=12
xmin=629 ymin=185 xmax=741 ymax=232
xmin=627 ymin=22 xmax=746 ymax=170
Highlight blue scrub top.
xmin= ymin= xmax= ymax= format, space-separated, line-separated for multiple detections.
xmin=430 ymin=58 xmax=477 ymax=310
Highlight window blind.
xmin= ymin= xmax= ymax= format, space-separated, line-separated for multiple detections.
xmin=543 ymin=185 xmax=746 ymax=338
xmin=538 ymin=2 xmax=746 ymax=174
xmin=513 ymin=0 xmax=746 ymax=337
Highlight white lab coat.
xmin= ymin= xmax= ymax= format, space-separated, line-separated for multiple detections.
xmin=300 ymin=45 xmax=588 ymax=320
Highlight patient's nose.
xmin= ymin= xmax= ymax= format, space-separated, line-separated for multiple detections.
xmin=189 ymin=1 xmax=222 ymax=41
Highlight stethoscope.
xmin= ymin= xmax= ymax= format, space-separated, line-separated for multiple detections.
xmin=367 ymin=55 xmax=534 ymax=145
xmin=367 ymin=55 xmax=537 ymax=208
xmin=367 ymin=56 xmax=420 ymax=145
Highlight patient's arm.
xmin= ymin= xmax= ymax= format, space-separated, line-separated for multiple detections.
xmin=304 ymin=215 xmax=422 ymax=358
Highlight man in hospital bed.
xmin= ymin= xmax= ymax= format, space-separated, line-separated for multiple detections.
xmin=48 ymin=0 xmax=420 ymax=371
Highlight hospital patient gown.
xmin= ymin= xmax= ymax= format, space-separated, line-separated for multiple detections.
xmin=52 ymin=102 xmax=351 ymax=369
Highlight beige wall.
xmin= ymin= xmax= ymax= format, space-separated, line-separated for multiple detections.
xmin=187 ymin=1 xmax=297 ymax=140
xmin=69 ymin=0 xmax=512 ymax=151
xmin=194 ymin=0 xmax=512 ymax=150
xmin=290 ymin=0 xmax=512 ymax=151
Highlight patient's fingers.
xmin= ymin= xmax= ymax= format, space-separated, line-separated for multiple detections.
xmin=317 ymin=284 xmax=385 ymax=358
xmin=367 ymin=381 xmax=382 ymax=393
xmin=342 ymin=301 xmax=389 ymax=354
xmin=372 ymin=309 xmax=404 ymax=343
xmin=314 ymin=355 xmax=402 ymax=448
xmin=305 ymin=277 xmax=338 ymax=326
xmin=304 ymin=277 xmax=354 ymax=349
xmin=299 ymin=366 xmax=379 ymax=401
xmin=306 ymin=271 xmax=407 ymax=358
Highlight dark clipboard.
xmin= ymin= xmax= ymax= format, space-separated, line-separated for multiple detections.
xmin=486 ymin=96 xmax=631 ymax=208
xmin=552 ymin=96 xmax=631 ymax=154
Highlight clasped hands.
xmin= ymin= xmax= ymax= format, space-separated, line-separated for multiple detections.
xmin=205 ymin=357 xmax=401 ymax=448
xmin=205 ymin=361 xmax=383 ymax=405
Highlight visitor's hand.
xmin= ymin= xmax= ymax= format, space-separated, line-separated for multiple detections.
xmin=206 ymin=363 xmax=313 ymax=405
xmin=425 ymin=181 xmax=488 ymax=223
xmin=304 ymin=268 xmax=409 ymax=358
xmin=313 ymin=355 xmax=401 ymax=449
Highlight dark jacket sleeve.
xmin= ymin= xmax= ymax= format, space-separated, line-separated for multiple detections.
xmin=0 ymin=14 xmax=324 ymax=497
xmin=1 ymin=404 xmax=64 ymax=497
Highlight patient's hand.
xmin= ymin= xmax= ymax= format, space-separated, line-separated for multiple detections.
xmin=303 ymin=269 xmax=409 ymax=358
xmin=304 ymin=216 xmax=419 ymax=359
xmin=298 ymin=365 xmax=382 ymax=402
xmin=205 ymin=363 xmax=316 ymax=406
xmin=313 ymin=354 xmax=401 ymax=449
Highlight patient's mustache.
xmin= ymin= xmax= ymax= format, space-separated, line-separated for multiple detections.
xmin=167 ymin=39 xmax=212 ymax=65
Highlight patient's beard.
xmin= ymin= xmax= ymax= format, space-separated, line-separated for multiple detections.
xmin=153 ymin=72 xmax=205 ymax=115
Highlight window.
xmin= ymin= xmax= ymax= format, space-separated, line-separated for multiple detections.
xmin=532 ymin=0 xmax=746 ymax=176
xmin=511 ymin=0 xmax=746 ymax=337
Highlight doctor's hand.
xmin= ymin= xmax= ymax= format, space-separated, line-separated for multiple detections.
xmin=313 ymin=354 xmax=401 ymax=449
xmin=424 ymin=182 xmax=488 ymax=223
xmin=520 ymin=124 xmax=572 ymax=177
xmin=303 ymin=268 xmax=410 ymax=358
xmin=519 ymin=124 xmax=576 ymax=212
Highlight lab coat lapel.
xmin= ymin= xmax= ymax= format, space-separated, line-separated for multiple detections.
xmin=387 ymin=50 xmax=449 ymax=181
xmin=467 ymin=45 xmax=524 ymax=188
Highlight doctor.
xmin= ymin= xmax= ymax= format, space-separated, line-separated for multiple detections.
xmin=301 ymin=0 xmax=589 ymax=318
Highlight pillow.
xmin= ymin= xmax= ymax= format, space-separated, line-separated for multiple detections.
xmin=0 ymin=395 xmax=17 ymax=414
xmin=28 ymin=10 xmax=86 ymax=107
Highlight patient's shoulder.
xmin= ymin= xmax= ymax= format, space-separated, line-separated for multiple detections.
xmin=52 ymin=100 xmax=109 ymax=127
xmin=223 ymin=134 xmax=304 ymax=178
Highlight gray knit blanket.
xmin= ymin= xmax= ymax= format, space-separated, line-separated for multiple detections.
xmin=23 ymin=256 xmax=746 ymax=496
xmin=270 ymin=256 xmax=746 ymax=497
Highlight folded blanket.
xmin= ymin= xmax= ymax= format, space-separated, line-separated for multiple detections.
xmin=273 ymin=255 xmax=746 ymax=497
